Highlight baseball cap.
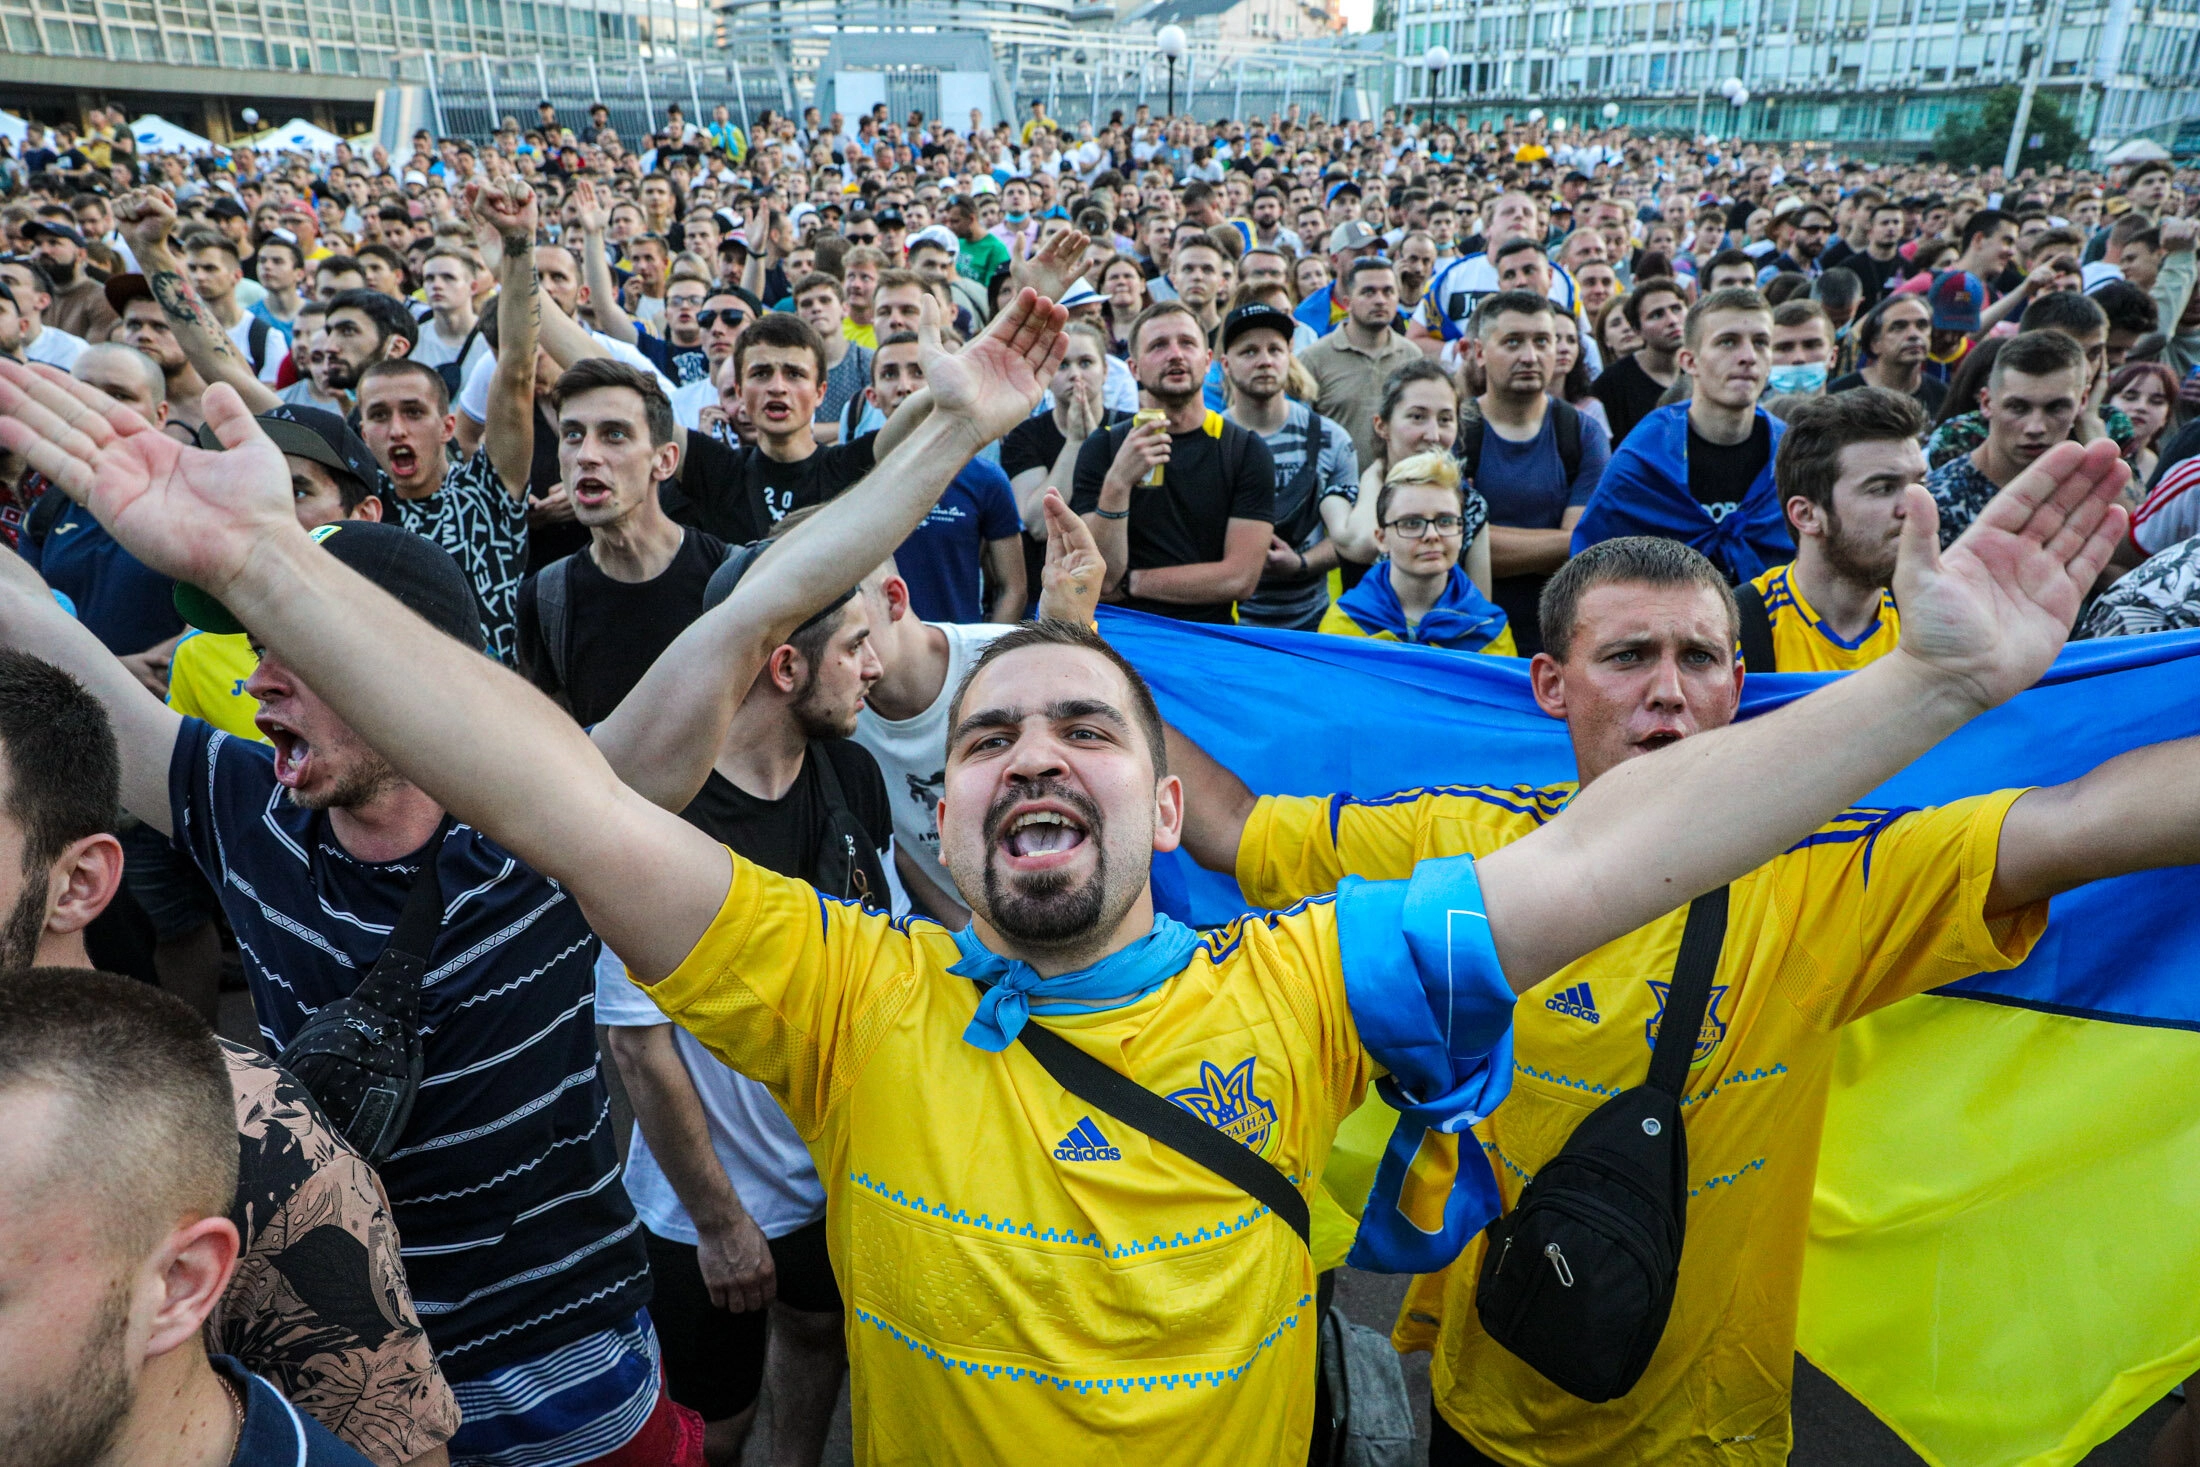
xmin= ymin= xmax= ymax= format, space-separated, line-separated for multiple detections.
xmin=1327 ymin=220 xmax=1381 ymax=253
xmin=103 ymin=272 xmax=153 ymax=316
xmin=1771 ymin=196 xmax=1805 ymax=219
xmin=909 ymin=224 xmax=960 ymax=256
xmin=208 ymin=197 xmax=248 ymax=220
xmin=175 ymin=520 xmax=484 ymax=652
xmin=1221 ymin=301 xmax=1298 ymax=351
xmin=196 ymin=406 xmax=380 ymax=502
xmin=1324 ymin=179 xmax=1363 ymax=204
xmin=1929 ymin=271 xmax=1985 ymax=334
xmin=23 ymin=220 xmax=86 ymax=247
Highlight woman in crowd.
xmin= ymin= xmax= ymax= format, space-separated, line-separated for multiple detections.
xmin=1099 ymin=252 xmax=1147 ymax=354
xmin=1342 ymin=359 xmax=1496 ymax=596
xmin=2108 ymin=361 xmax=2184 ymax=485
xmin=1550 ymin=311 xmax=1608 ymax=433
xmin=1291 ymin=253 xmax=1333 ymax=309
xmin=1595 ymin=293 xmax=1642 ymax=365
xmin=1321 ymin=451 xmax=1515 ymax=654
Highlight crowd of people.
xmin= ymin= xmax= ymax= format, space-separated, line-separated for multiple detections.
xmin=0 ymin=94 xmax=2198 ymax=1467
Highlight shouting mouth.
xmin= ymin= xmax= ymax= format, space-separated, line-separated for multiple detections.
xmin=994 ymin=801 xmax=1094 ymax=872
xmin=386 ymin=444 xmax=420 ymax=478
xmin=260 ymin=719 xmax=315 ymax=789
xmin=571 ymin=476 xmax=615 ymax=510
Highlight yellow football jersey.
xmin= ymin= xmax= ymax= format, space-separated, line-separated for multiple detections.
xmin=1747 ymin=563 xmax=1901 ymax=674
xmin=644 ymin=844 xmax=1508 ymax=1465
xmin=1238 ymin=784 xmax=2047 ymax=1465
xmin=166 ymin=629 xmax=265 ymax=743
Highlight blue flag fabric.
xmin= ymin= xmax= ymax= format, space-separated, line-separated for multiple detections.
xmin=1569 ymin=403 xmax=1794 ymax=582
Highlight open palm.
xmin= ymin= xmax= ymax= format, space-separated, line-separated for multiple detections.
xmin=918 ymin=287 xmax=1070 ymax=447
xmin=1892 ymin=438 xmax=2129 ymax=711
xmin=0 ymin=365 xmax=292 ymax=592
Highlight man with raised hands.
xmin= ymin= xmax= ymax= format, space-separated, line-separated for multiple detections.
xmin=0 ymin=280 xmax=2133 ymax=1465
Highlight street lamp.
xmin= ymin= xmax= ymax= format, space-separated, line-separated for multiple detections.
xmin=1602 ymin=101 xmax=1621 ymax=122
xmin=1157 ymin=25 xmax=1187 ymax=118
xmin=1720 ymin=76 xmax=1744 ymax=102
xmin=1423 ymin=44 xmax=1449 ymax=105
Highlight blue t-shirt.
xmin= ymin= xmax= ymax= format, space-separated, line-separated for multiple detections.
xmin=1472 ymin=406 xmax=1612 ymax=531
xmin=20 ymin=498 xmax=181 ymax=655
xmin=215 ymin=1356 xmax=374 ymax=1466
xmin=892 ymin=458 xmax=1022 ymax=623
xmin=168 ymin=719 xmax=649 ymax=1379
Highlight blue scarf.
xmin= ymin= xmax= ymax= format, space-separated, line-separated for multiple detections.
xmin=951 ymin=916 xmax=1204 ymax=1052
xmin=1335 ymin=562 xmax=1511 ymax=652
xmin=1569 ymin=402 xmax=1792 ymax=582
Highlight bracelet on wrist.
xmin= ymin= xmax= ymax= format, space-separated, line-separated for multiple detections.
xmin=1095 ymin=506 xmax=1130 ymax=520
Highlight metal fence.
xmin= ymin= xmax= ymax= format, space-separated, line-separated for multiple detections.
xmin=1003 ymin=48 xmax=1385 ymax=127
xmin=391 ymin=54 xmax=798 ymax=144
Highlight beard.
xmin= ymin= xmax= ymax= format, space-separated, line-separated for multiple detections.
xmin=1820 ymin=507 xmax=1897 ymax=588
xmin=286 ymin=745 xmax=406 ymax=812
xmin=0 ymin=1271 xmax=134 ymax=1467
xmin=978 ymin=779 xmax=1111 ymax=948
xmin=790 ymin=667 xmax=862 ymax=741
xmin=0 ymin=865 xmax=50 ymax=973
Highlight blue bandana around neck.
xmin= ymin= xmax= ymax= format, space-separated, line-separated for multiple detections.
xmin=950 ymin=916 xmax=1204 ymax=1052
xmin=1335 ymin=562 xmax=1511 ymax=652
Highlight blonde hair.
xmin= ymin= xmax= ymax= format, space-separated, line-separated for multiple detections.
xmin=1376 ymin=450 xmax=1465 ymax=525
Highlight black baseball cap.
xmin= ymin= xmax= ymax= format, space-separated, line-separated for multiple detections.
xmin=23 ymin=220 xmax=86 ymax=247
xmin=175 ymin=520 xmax=484 ymax=652
xmin=1221 ymin=301 xmax=1299 ymax=351
xmin=196 ymin=406 xmax=380 ymax=503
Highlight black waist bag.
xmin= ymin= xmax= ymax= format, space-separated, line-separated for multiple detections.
xmin=1473 ymin=886 xmax=1730 ymax=1402
xmin=276 ymin=828 xmax=448 ymax=1165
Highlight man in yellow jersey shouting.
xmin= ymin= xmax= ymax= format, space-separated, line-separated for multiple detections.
xmin=0 ymin=278 xmax=2133 ymax=1466
xmin=1169 ymin=481 xmax=2200 ymax=1467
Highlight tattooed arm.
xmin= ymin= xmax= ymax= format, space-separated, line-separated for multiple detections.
xmin=470 ymin=181 xmax=542 ymax=503
xmin=112 ymin=188 xmax=281 ymax=415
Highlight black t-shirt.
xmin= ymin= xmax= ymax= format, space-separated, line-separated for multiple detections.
xmin=522 ymin=401 xmax=592 ymax=573
xmin=1068 ymin=415 xmax=1276 ymax=624
xmin=514 ymin=525 xmax=728 ymax=726
xmin=632 ymin=331 xmax=712 ymax=387
xmin=663 ymin=430 xmax=879 ymax=545
xmin=1004 ymin=410 xmax=1129 ymax=615
xmin=1591 ymin=354 xmax=1671 ymax=447
xmin=1687 ymin=416 xmax=1774 ymax=520
xmin=678 ymin=740 xmax=893 ymax=908
xmin=1828 ymin=370 xmax=1947 ymax=417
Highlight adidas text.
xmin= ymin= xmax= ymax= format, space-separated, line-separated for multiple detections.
xmin=1545 ymin=983 xmax=1601 ymax=1024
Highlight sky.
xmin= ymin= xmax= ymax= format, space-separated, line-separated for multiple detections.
xmin=1340 ymin=0 xmax=1375 ymax=28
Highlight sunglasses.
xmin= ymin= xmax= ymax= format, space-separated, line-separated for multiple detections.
xmin=697 ymin=308 xmax=751 ymax=328
xmin=846 ymin=230 xmax=879 ymax=244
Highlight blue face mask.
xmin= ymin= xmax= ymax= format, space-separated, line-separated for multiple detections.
xmin=1005 ymin=210 xmax=1029 ymax=224
xmin=1766 ymin=361 xmax=1828 ymax=395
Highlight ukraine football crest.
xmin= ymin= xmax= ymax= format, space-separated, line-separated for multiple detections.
xmin=1167 ymin=1058 xmax=1278 ymax=1156
xmin=1644 ymin=980 xmax=1730 ymax=1064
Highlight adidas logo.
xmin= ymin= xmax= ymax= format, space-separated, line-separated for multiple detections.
xmin=1545 ymin=982 xmax=1601 ymax=1024
xmin=1054 ymin=1117 xmax=1121 ymax=1162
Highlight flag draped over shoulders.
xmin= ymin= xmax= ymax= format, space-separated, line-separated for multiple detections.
xmin=1102 ymin=605 xmax=2200 ymax=1467
xmin=1570 ymin=403 xmax=1794 ymax=582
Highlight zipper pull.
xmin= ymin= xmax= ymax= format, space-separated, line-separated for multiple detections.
xmin=1492 ymin=1232 xmax=1515 ymax=1276
xmin=1544 ymin=1242 xmax=1575 ymax=1287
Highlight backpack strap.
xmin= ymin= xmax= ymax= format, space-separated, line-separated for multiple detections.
xmin=1457 ymin=416 xmax=1485 ymax=486
xmin=1010 ymin=1018 xmax=1312 ymax=1250
xmin=1551 ymin=398 xmax=1584 ymax=486
xmin=246 ymin=314 xmax=271 ymax=375
xmin=534 ymin=556 xmax=575 ymax=690
xmin=1644 ymin=887 xmax=1731 ymax=1099
xmin=1733 ymin=579 xmax=1778 ymax=675
xmin=806 ymin=739 xmax=884 ymax=907
xmin=26 ymin=479 xmax=68 ymax=545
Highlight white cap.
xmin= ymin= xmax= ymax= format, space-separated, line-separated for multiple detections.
xmin=909 ymin=224 xmax=960 ymax=255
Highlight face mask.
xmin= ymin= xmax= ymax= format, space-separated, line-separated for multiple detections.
xmin=1766 ymin=361 xmax=1828 ymax=395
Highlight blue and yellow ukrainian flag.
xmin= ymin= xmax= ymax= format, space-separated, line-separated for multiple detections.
xmin=1103 ymin=606 xmax=2200 ymax=1467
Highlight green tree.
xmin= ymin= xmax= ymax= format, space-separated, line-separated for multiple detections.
xmin=1370 ymin=0 xmax=1394 ymax=32
xmin=1934 ymin=86 xmax=2083 ymax=170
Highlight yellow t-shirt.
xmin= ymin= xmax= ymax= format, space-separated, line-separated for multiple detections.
xmin=166 ymin=630 xmax=265 ymax=743
xmin=844 ymin=318 xmax=877 ymax=351
xmin=1747 ymin=563 xmax=1901 ymax=673
xmin=1318 ymin=600 xmax=1520 ymax=657
xmin=1237 ymin=784 xmax=2046 ymax=1466
xmin=645 ymin=847 xmax=1423 ymax=1465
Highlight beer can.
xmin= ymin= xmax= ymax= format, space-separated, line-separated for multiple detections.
xmin=1133 ymin=408 xmax=1168 ymax=487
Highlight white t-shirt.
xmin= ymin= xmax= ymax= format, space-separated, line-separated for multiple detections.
xmin=671 ymin=375 xmax=719 ymax=431
xmin=853 ymin=620 xmax=1016 ymax=903
xmin=410 ymin=315 xmax=492 ymax=377
xmin=456 ymin=333 xmax=671 ymax=422
xmin=23 ymin=323 xmax=86 ymax=372
xmin=594 ymin=944 xmax=827 ymax=1242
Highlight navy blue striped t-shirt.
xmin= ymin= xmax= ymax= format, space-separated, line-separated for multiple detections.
xmin=169 ymin=718 xmax=650 ymax=1378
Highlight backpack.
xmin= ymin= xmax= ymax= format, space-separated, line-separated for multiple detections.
xmin=1458 ymin=399 xmax=1584 ymax=492
xmin=243 ymin=314 xmax=274 ymax=378
xmin=434 ymin=319 xmax=487 ymax=398
xmin=1474 ymin=887 xmax=1731 ymax=1402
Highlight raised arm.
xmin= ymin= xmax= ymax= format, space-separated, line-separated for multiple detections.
xmin=1475 ymin=438 xmax=2132 ymax=990
xmin=469 ymin=181 xmax=540 ymax=501
xmin=591 ymin=291 xmax=1070 ymax=813
xmin=1162 ymin=722 xmax=1259 ymax=876
xmin=0 ymin=362 xmax=722 ymax=982
xmin=112 ymin=188 xmax=281 ymax=415
xmin=568 ymin=181 xmax=640 ymax=347
xmin=0 ymin=532 xmax=183 ymax=835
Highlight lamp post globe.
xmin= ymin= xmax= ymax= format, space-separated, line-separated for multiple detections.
xmin=1157 ymin=24 xmax=1187 ymax=116
xmin=1422 ymin=44 xmax=1449 ymax=102
xmin=1602 ymin=102 xmax=1621 ymax=121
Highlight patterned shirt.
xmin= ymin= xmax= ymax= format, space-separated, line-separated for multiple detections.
xmin=1926 ymin=406 xmax=2135 ymax=470
xmin=387 ymin=451 xmax=529 ymax=665
xmin=2079 ymin=533 xmax=2200 ymax=639
xmin=1925 ymin=451 xmax=2004 ymax=548
xmin=212 ymin=1042 xmax=461 ymax=1467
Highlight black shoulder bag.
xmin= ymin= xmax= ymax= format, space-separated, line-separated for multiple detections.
xmin=1006 ymin=1017 xmax=1310 ymax=1249
xmin=1733 ymin=580 xmax=1778 ymax=674
xmin=808 ymin=741 xmax=886 ymax=910
xmin=276 ymin=827 xmax=449 ymax=1165
xmin=1473 ymin=885 xmax=1730 ymax=1402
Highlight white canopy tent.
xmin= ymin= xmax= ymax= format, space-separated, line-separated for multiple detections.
xmin=2102 ymin=137 xmax=2173 ymax=164
xmin=253 ymin=117 xmax=346 ymax=155
xmin=129 ymin=114 xmax=216 ymax=154
xmin=0 ymin=111 xmax=26 ymax=148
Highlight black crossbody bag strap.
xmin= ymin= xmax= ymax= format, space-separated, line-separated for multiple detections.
xmin=377 ymin=832 xmax=449 ymax=971
xmin=1645 ymin=885 xmax=1730 ymax=1098
xmin=1733 ymin=581 xmax=1778 ymax=676
xmin=1010 ymin=1018 xmax=1312 ymax=1249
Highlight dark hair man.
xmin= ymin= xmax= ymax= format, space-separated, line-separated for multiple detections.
xmin=1703 ymin=247 xmax=1762 ymax=293
xmin=0 ymin=244 xmax=2145 ymax=1467
xmin=1594 ymin=274 xmax=1688 ymax=444
xmin=1168 ymin=430 xmax=2192 ymax=1467
xmin=1741 ymin=387 xmax=1929 ymax=671
xmin=22 ymin=216 xmax=118 ymax=339
xmin=1927 ymin=330 xmax=2090 ymax=546
xmin=1573 ymin=286 xmax=1793 ymax=583
xmin=515 ymin=360 xmax=729 ymax=725
xmin=1830 ymin=293 xmax=1947 ymax=415
xmin=1821 ymin=200 xmax=1909 ymax=306
xmin=1073 ymin=300 xmax=1276 ymax=622
xmin=1220 ymin=301 xmax=1363 ymax=630
xmin=179 ymin=229 xmax=285 ymax=384
xmin=1469 ymin=290 xmax=1613 ymax=649
xmin=1299 ymin=255 xmax=1422 ymax=468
